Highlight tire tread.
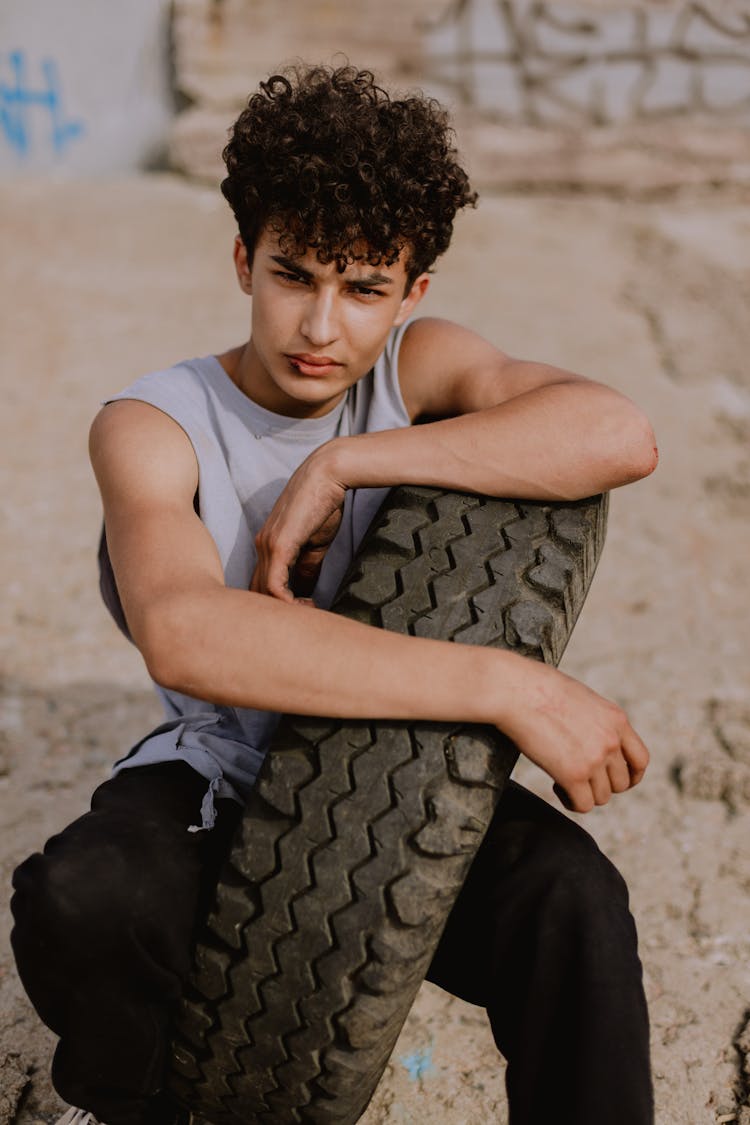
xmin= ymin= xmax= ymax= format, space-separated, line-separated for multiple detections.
xmin=169 ymin=488 xmax=608 ymax=1124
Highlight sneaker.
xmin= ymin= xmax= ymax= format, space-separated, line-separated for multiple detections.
xmin=55 ymin=1111 xmax=106 ymax=1125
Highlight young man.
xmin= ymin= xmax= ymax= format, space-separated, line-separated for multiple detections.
xmin=11 ymin=66 xmax=657 ymax=1125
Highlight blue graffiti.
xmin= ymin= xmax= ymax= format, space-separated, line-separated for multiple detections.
xmin=399 ymin=1045 xmax=435 ymax=1082
xmin=0 ymin=50 xmax=85 ymax=158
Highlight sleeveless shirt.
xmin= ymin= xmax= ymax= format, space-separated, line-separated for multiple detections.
xmin=99 ymin=320 xmax=413 ymax=829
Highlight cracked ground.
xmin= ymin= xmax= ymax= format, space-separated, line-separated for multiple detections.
xmin=1 ymin=180 xmax=749 ymax=1125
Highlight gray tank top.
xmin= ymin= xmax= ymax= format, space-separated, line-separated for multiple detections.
xmin=99 ymin=320 xmax=413 ymax=829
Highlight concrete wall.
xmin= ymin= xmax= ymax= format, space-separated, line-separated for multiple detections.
xmin=3 ymin=1 xmax=749 ymax=189
xmin=425 ymin=0 xmax=750 ymax=126
xmin=169 ymin=0 xmax=750 ymax=193
xmin=0 ymin=0 xmax=173 ymax=174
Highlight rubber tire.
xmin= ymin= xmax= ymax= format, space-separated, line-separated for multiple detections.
xmin=168 ymin=485 xmax=608 ymax=1124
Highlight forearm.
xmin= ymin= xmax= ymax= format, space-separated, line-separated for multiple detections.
xmin=147 ymin=584 xmax=518 ymax=727
xmin=329 ymin=379 xmax=657 ymax=500
xmin=146 ymin=582 xmax=649 ymax=815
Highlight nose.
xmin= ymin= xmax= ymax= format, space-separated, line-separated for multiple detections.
xmin=300 ymin=289 xmax=339 ymax=348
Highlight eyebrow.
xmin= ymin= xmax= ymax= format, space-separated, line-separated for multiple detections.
xmin=270 ymin=254 xmax=394 ymax=287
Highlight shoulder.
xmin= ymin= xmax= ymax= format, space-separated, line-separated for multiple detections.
xmin=399 ymin=317 xmax=503 ymax=370
xmin=105 ymin=358 xmax=210 ymax=416
xmin=397 ymin=317 xmax=511 ymax=419
xmin=89 ymin=398 xmax=199 ymax=509
xmin=91 ymin=357 xmax=221 ymax=489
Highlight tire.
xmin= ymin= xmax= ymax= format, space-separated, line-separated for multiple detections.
xmin=168 ymin=485 xmax=608 ymax=1124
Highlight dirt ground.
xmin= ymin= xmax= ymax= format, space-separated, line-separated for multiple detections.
xmin=1 ymin=176 xmax=749 ymax=1124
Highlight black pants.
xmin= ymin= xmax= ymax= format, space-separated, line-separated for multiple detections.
xmin=11 ymin=762 xmax=653 ymax=1125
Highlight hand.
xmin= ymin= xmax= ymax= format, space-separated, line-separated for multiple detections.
xmin=251 ymin=448 xmax=346 ymax=602
xmin=496 ymin=660 xmax=649 ymax=813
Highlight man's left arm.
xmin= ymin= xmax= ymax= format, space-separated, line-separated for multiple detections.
xmin=252 ymin=317 xmax=658 ymax=600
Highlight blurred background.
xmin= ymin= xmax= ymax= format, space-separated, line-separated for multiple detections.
xmin=1 ymin=3 xmax=750 ymax=1125
xmin=2 ymin=0 xmax=750 ymax=189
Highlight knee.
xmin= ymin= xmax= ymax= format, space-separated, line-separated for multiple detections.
xmin=12 ymin=842 xmax=138 ymax=953
xmin=551 ymin=821 xmax=626 ymax=893
xmin=528 ymin=821 xmax=636 ymax=942
xmin=11 ymin=850 xmax=82 ymax=978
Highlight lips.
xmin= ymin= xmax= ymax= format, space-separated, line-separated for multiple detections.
xmin=286 ymin=353 xmax=342 ymax=376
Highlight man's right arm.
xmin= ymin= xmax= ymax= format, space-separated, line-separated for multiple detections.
xmin=90 ymin=400 xmax=649 ymax=813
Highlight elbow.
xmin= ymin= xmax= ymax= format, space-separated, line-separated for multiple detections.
xmin=605 ymin=409 xmax=658 ymax=489
xmin=137 ymin=596 xmax=198 ymax=694
xmin=143 ymin=645 xmax=182 ymax=695
xmin=624 ymin=414 xmax=659 ymax=483
xmin=642 ymin=435 xmax=659 ymax=478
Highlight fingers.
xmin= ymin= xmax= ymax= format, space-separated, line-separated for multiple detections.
xmin=252 ymin=509 xmax=342 ymax=600
xmin=553 ymin=781 xmax=589 ymax=813
xmin=606 ymin=753 xmax=632 ymax=795
xmin=252 ymin=539 xmax=330 ymax=602
xmin=589 ymin=765 xmax=612 ymax=807
xmin=587 ymin=753 xmax=635 ymax=808
xmin=510 ymin=664 xmax=651 ymax=815
xmin=265 ymin=553 xmax=295 ymax=601
xmin=556 ymin=736 xmax=649 ymax=815
xmin=250 ymin=474 xmax=345 ymax=601
xmin=289 ymin=544 xmax=329 ymax=598
xmin=556 ymin=779 xmax=595 ymax=814
xmin=587 ymin=712 xmax=650 ymax=807
xmin=552 ymin=782 xmax=573 ymax=810
xmin=622 ymin=724 xmax=650 ymax=786
xmin=250 ymin=545 xmax=295 ymax=603
xmin=554 ymin=772 xmax=612 ymax=814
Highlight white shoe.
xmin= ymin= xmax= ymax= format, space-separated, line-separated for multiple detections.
xmin=55 ymin=1110 xmax=106 ymax=1125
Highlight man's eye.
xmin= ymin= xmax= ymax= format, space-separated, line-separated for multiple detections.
xmin=274 ymin=270 xmax=306 ymax=285
xmin=352 ymin=286 xmax=383 ymax=299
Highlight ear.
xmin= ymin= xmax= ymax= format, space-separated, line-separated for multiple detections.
xmin=233 ymin=235 xmax=253 ymax=295
xmin=393 ymin=273 xmax=430 ymax=326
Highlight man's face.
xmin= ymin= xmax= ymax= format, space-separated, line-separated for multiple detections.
xmin=233 ymin=228 xmax=429 ymax=418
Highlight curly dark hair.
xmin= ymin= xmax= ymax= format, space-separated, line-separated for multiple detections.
xmin=221 ymin=64 xmax=477 ymax=286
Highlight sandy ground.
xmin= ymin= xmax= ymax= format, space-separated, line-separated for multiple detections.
xmin=1 ymin=176 xmax=749 ymax=1124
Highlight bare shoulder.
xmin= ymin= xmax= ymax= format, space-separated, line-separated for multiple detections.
xmin=399 ymin=317 xmax=508 ymax=381
xmin=398 ymin=316 xmax=592 ymax=419
xmin=89 ymin=399 xmax=198 ymax=507
xmin=398 ymin=316 xmax=512 ymax=418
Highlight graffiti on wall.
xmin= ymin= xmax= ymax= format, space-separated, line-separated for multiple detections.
xmin=1 ymin=50 xmax=85 ymax=158
xmin=423 ymin=0 xmax=750 ymax=125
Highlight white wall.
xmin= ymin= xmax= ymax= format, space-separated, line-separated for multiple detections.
xmin=0 ymin=0 xmax=173 ymax=174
